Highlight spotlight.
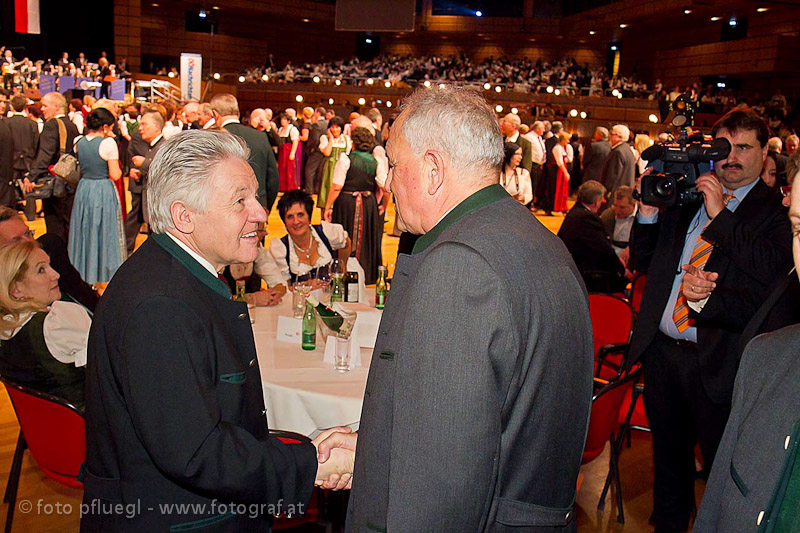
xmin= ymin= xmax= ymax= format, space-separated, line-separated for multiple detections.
xmin=495 ymin=105 xmax=503 ymax=113
xmin=729 ymin=17 xmax=737 ymax=26
xmin=168 ymin=71 xmax=175 ymax=78
xmin=213 ymin=72 xmax=220 ymax=80
xmin=546 ymin=86 xmax=554 ymax=93
xmin=475 ymin=10 xmax=482 ymax=17
xmin=312 ymin=75 xmax=320 ymax=83
xmin=238 ymin=75 xmax=245 ymax=83
xmin=328 ymin=98 xmax=334 ymax=105
xmin=212 ymin=6 xmax=219 ymax=10
xmin=710 ymin=16 xmax=721 ymax=21
xmin=376 ymin=100 xmax=382 ymax=104
xmin=423 ymin=80 xmax=431 ymax=88
xmin=649 ymin=114 xmax=658 ymax=123
xmin=261 ymin=74 xmax=268 ymax=81
xmin=302 ymin=18 xmax=310 ymax=22
xmin=384 ymin=81 xmax=391 ymax=88
xmin=483 ymin=83 xmax=491 ymax=90
xmin=617 ymin=93 xmax=623 ymax=99
xmin=569 ymin=109 xmax=578 ymax=117
xmin=684 ymin=9 xmax=691 ymax=14
xmin=619 ymin=23 xmax=628 ymax=28
xmin=554 ymin=89 xmax=561 ymax=96
xmin=579 ymin=111 xmax=587 ymax=119
xmin=358 ymin=97 xmax=366 ymax=105
xmin=495 ymin=86 xmax=502 ymax=93
xmin=198 ymin=9 xmax=207 ymax=18
xmin=757 ymin=7 xmax=769 ymax=13
xmin=335 ymin=79 xmax=342 ymax=86
xmin=386 ymin=101 xmax=392 ymax=108
xmin=610 ymin=45 xmax=618 ymax=51
xmin=589 ymin=30 xmax=596 ymax=35
xmin=365 ymin=38 xmax=373 ymax=44
xmin=295 ymin=94 xmax=304 ymax=102
xmin=367 ymin=78 xmax=374 ymax=85
xmin=611 ymin=89 xmax=619 ymax=97
xmin=511 ymin=107 xmax=519 ymax=114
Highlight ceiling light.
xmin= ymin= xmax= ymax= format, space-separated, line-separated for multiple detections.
xmin=328 ymin=98 xmax=334 ymax=105
xmin=710 ymin=16 xmax=721 ymax=21
xmin=589 ymin=30 xmax=596 ymax=35
xmin=619 ymin=23 xmax=628 ymax=28
xmin=358 ymin=97 xmax=366 ymax=105
xmin=151 ymin=2 xmax=159 ymax=6
xmin=302 ymin=18 xmax=310 ymax=23
xmin=554 ymin=89 xmax=561 ymax=96
xmin=649 ymin=114 xmax=659 ymax=123
xmin=546 ymin=86 xmax=554 ymax=93
xmin=495 ymin=86 xmax=502 ymax=93
xmin=312 ymin=75 xmax=320 ymax=83
xmin=475 ymin=10 xmax=482 ymax=17
xmin=757 ymin=7 xmax=769 ymax=12
xmin=495 ymin=105 xmax=503 ymax=113
xmin=511 ymin=107 xmax=519 ymax=114
xmin=684 ymin=9 xmax=692 ymax=14
xmin=483 ymin=82 xmax=491 ymax=90
xmin=579 ymin=111 xmax=587 ymax=119
xmin=295 ymin=94 xmax=304 ymax=102
xmin=569 ymin=109 xmax=578 ymax=117
xmin=384 ymin=81 xmax=391 ymax=88
xmin=238 ymin=75 xmax=245 ymax=83
xmin=335 ymin=79 xmax=342 ymax=86
xmin=212 ymin=6 xmax=219 ymax=9
xmin=366 ymin=78 xmax=374 ymax=85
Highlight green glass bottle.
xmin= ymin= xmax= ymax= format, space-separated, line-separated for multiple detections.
xmin=234 ymin=279 xmax=247 ymax=302
xmin=330 ymin=272 xmax=344 ymax=303
xmin=375 ymin=265 xmax=388 ymax=309
xmin=344 ymin=257 xmax=359 ymax=303
xmin=302 ymin=302 xmax=316 ymax=350
xmin=306 ymin=295 xmax=353 ymax=337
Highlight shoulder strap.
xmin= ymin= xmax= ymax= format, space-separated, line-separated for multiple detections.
xmin=313 ymin=224 xmax=334 ymax=256
xmin=53 ymin=118 xmax=67 ymax=154
xmin=281 ymin=235 xmax=294 ymax=284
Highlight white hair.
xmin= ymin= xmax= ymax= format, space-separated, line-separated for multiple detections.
xmin=612 ymin=124 xmax=631 ymax=143
xmin=396 ymin=86 xmax=503 ymax=179
xmin=147 ymin=130 xmax=250 ymax=234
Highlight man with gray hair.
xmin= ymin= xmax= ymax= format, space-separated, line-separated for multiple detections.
xmin=316 ymin=86 xmax=593 ymax=531
xmin=599 ymin=123 xmax=637 ymax=201
xmin=182 ymin=101 xmax=200 ymax=130
xmin=582 ymin=126 xmax=611 ymax=183
xmin=82 ymin=130 xmax=353 ymax=531
xmin=499 ymin=112 xmax=532 ymax=174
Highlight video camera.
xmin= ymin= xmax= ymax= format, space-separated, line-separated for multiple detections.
xmin=637 ymin=94 xmax=731 ymax=207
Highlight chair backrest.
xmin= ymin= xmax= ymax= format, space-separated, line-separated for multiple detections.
xmin=588 ymin=293 xmax=635 ymax=356
xmin=582 ymin=368 xmax=640 ymax=465
xmin=1 ymin=378 xmax=85 ymax=481
xmin=630 ymin=274 xmax=647 ymax=313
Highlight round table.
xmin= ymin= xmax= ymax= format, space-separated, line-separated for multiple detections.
xmin=251 ymin=293 xmax=375 ymax=437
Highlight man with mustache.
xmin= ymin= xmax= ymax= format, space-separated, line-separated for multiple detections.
xmin=627 ymin=109 xmax=792 ymax=532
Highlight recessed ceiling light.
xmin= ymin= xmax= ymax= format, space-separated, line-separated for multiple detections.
xmin=757 ymin=7 xmax=769 ymax=12
xmin=684 ymin=9 xmax=692 ymax=15
xmin=589 ymin=30 xmax=596 ymax=35
xmin=151 ymin=2 xmax=159 ymax=5
xmin=212 ymin=5 xmax=219 ymax=9
xmin=710 ymin=16 xmax=721 ymax=21
xmin=619 ymin=23 xmax=628 ymax=28
xmin=302 ymin=18 xmax=310 ymax=22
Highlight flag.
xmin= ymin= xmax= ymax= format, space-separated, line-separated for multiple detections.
xmin=15 ymin=0 xmax=41 ymax=35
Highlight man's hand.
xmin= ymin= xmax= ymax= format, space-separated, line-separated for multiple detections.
xmin=131 ymin=155 xmax=145 ymax=167
xmin=681 ymin=264 xmax=719 ymax=302
xmin=129 ymin=168 xmax=141 ymax=182
xmin=313 ymin=428 xmax=356 ymax=490
xmin=695 ymin=173 xmax=726 ymax=220
xmin=635 ymin=169 xmax=659 ymax=218
xmin=22 ymin=178 xmax=34 ymax=193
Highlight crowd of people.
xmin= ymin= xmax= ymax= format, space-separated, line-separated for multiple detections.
xmin=0 ymin=66 xmax=799 ymax=531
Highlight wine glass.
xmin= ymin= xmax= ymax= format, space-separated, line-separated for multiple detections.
xmin=316 ymin=263 xmax=332 ymax=302
xmin=292 ymin=273 xmax=313 ymax=318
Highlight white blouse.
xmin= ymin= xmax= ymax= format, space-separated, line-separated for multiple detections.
xmin=319 ymin=134 xmax=352 ymax=153
xmin=266 ymin=222 xmax=349 ymax=286
xmin=278 ymin=125 xmax=299 ymax=141
xmin=552 ymin=144 xmax=567 ymax=168
xmin=0 ymin=301 xmax=91 ymax=367
xmin=500 ymin=167 xmax=533 ymax=205
xmin=332 ymin=148 xmax=389 ymax=188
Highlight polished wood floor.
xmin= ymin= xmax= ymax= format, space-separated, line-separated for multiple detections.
xmin=1 ymin=191 xmax=705 ymax=531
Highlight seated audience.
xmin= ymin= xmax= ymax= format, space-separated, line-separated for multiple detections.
xmin=500 ymin=142 xmax=533 ymax=205
xmin=558 ymin=180 xmax=626 ymax=293
xmin=266 ymin=189 xmax=351 ymax=293
xmin=0 ymin=240 xmax=90 ymax=409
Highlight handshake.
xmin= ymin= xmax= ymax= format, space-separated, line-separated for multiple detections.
xmin=311 ymin=427 xmax=358 ymax=490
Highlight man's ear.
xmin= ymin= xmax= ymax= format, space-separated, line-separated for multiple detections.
xmin=170 ymin=201 xmax=195 ymax=235
xmin=424 ymin=150 xmax=447 ymax=196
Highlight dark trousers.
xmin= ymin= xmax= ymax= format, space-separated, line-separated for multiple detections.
xmin=529 ymin=163 xmax=542 ymax=207
xmin=125 ymin=191 xmax=144 ymax=255
xmin=537 ymin=164 xmax=557 ymax=212
xmin=42 ymin=194 xmax=74 ymax=244
xmin=304 ymin=151 xmax=324 ymax=195
xmin=642 ymin=332 xmax=731 ymax=532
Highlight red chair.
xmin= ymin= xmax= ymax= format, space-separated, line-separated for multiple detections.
xmin=1 ymin=378 xmax=85 ymax=533
xmin=581 ymin=366 xmax=641 ymax=524
xmin=269 ymin=430 xmax=323 ymax=530
xmin=588 ymin=293 xmax=636 ymax=379
xmin=630 ymin=274 xmax=647 ymax=313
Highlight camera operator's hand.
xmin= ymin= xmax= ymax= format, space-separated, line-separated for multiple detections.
xmin=681 ymin=264 xmax=718 ymax=302
xmin=635 ymin=169 xmax=659 ymax=218
xmin=696 ymin=173 xmax=726 ymax=220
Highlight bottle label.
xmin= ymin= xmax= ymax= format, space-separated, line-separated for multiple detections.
xmin=302 ymin=331 xmax=316 ymax=350
xmin=376 ymin=292 xmax=385 ymax=309
xmin=346 ymin=283 xmax=359 ymax=302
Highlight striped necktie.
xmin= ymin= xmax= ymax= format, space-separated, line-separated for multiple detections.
xmin=672 ymin=194 xmax=734 ymax=333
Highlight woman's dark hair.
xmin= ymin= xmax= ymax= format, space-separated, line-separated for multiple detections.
xmin=328 ymin=116 xmax=344 ymax=129
xmin=277 ymin=189 xmax=314 ymax=222
xmin=503 ymin=142 xmax=521 ymax=168
xmin=351 ymin=126 xmax=376 ymax=153
xmin=69 ymin=98 xmax=82 ymax=112
xmin=278 ymin=112 xmax=291 ymax=124
xmin=85 ymin=107 xmax=115 ymax=132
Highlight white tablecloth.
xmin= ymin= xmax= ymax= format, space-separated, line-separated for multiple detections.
xmin=252 ymin=294 xmax=375 ymax=437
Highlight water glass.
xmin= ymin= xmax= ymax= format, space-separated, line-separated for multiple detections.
xmin=317 ymin=264 xmax=332 ymax=302
xmin=247 ymin=302 xmax=256 ymax=324
xmin=292 ymin=274 xmax=313 ymax=318
xmin=334 ymin=336 xmax=351 ymax=372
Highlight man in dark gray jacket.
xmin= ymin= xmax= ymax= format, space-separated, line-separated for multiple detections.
xmin=317 ymin=86 xmax=594 ymax=532
xmin=582 ymin=126 xmax=611 ymax=183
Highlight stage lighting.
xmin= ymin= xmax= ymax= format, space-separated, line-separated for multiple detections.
xmin=384 ymin=81 xmax=391 ymax=88
xmin=619 ymin=23 xmax=628 ymax=28
xmin=757 ymin=7 xmax=769 ymax=12
xmin=546 ymin=86 xmax=554 ymax=93
xmin=611 ymin=89 xmax=619 ymax=97
xmin=423 ymin=80 xmax=431 ymax=88
xmin=386 ymin=101 xmax=392 ymax=108
xmin=589 ymin=30 xmax=596 ymax=35
xmin=238 ymin=75 xmax=245 ymax=83
xmin=335 ymin=79 xmax=342 ymax=86
xmin=648 ymin=114 xmax=658 ymax=123
xmin=684 ymin=9 xmax=691 ymax=14
xmin=495 ymin=105 xmax=503 ymax=113
xmin=483 ymin=83 xmax=491 ymax=90
xmin=569 ymin=109 xmax=578 ymax=117
xmin=358 ymin=97 xmax=366 ymax=105
xmin=313 ymin=75 xmax=320 ymax=83
xmin=711 ymin=16 xmax=721 ymax=21
xmin=295 ymin=95 xmax=304 ymax=102
xmin=511 ymin=107 xmax=518 ymax=114
xmin=554 ymin=89 xmax=561 ymax=96
xmin=495 ymin=86 xmax=502 ymax=93
xmin=168 ymin=72 xmax=175 ymax=78
xmin=475 ymin=11 xmax=482 ymax=17
xmin=213 ymin=72 xmax=220 ymax=80
xmin=617 ymin=93 xmax=623 ymax=99
xmin=328 ymin=98 xmax=334 ymax=105
xmin=262 ymin=74 xmax=268 ymax=81
xmin=198 ymin=10 xmax=207 ymax=18
xmin=579 ymin=111 xmax=587 ymax=119
xmin=367 ymin=78 xmax=374 ymax=85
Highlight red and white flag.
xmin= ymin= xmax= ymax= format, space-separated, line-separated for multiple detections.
xmin=15 ymin=0 xmax=41 ymax=35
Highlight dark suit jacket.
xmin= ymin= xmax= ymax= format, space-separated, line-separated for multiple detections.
xmin=599 ymin=142 xmax=636 ymax=194
xmin=558 ymin=204 xmax=626 ymax=293
xmin=544 ymin=135 xmax=558 ymax=166
xmin=6 ymin=114 xmax=38 ymax=173
xmin=628 ymin=180 xmax=793 ymax=403
xmin=348 ymin=186 xmax=593 ymax=532
xmin=582 ymin=140 xmax=611 ymax=182
xmin=139 ymin=136 xmax=165 ymax=184
xmin=37 ymin=233 xmax=98 ymax=312
xmin=0 ymin=120 xmax=13 ymax=205
xmin=510 ymin=133 xmax=533 ymax=174
xmin=695 ymin=325 xmax=800 ymax=531
xmin=30 ymin=116 xmax=78 ymax=183
xmin=224 ymin=122 xmax=280 ymax=213
xmin=126 ymin=129 xmax=150 ymax=194
xmin=82 ymin=237 xmax=316 ymax=532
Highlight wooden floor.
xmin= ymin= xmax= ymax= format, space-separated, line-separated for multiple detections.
xmin=1 ymin=191 xmax=706 ymax=531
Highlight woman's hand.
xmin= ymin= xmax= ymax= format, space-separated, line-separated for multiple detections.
xmin=323 ymin=208 xmax=333 ymax=222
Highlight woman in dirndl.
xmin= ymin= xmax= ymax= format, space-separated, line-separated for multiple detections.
xmin=317 ymin=116 xmax=351 ymax=213
xmin=277 ymin=113 xmax=300 ymax=191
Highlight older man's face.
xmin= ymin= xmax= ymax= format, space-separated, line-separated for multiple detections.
xmin=789 ymin=179 xmax=800 ymax=282
xmin=613 ymin=197 xmax=635 ymax=219
xmin=0 ymin=217 xmax=34 ymax=243
xmin=385 ymin=123 xmax=425 ymax=234
xmin=787 ymin=137 xmax=799 ymax=156
xmin=41 ymin=98 xmax=61 ymax=120
xmin=188 ymin=158 xmax=267 ymax=271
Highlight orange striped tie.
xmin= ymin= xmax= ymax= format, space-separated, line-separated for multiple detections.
xmin=672 ymin=194 xmax=734 ymax=333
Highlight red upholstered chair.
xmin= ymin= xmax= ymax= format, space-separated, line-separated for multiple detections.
xmin=588 ymin=293 xmax=636 ymax=379
xmin=269 ymin=430 xmax=322 ymax=530
xmin=581 ymin=366 xmax=641 ymax=524
xmin=630 ymin=274 xmax=647 ymax=313
xmin=1 ymin=378 xmax=85 ymax=533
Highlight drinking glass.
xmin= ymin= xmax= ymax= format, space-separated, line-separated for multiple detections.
xmin=334 ymin=336 xmax=351 ymax=372
xmin=316 ymin=263 xmax=332 ymax=302
xmin=292 ymin=273 xmax=313 ymax=318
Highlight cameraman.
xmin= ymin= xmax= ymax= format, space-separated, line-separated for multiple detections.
xmin=627 ymin=108 xmax=792 ymax=532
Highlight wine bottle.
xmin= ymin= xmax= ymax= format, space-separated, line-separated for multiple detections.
xmin=345 ymin=259 xmax=359 ymax=303
xmin=330 ymin=272 xmax=344 ymax=303
xmin=306 ymin=295 xmax=353 ymax=337
xmin=302 ymin=302 xmax=316 ymax=350
xmin=234 ymin=279 xmax=247 ymax=302
xmin=375 ymin=265 xmax=388 ymax=309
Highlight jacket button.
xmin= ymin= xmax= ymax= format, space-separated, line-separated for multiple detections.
xmin=238 ymin=313 xmax=247 ymax=320
xmin=786 ymin=435 xmax=791 ymax=450
xmin=249 ymin=358 xmax=256 ymax=368
xmin=757 ymin=510 xmax=764 ymax=525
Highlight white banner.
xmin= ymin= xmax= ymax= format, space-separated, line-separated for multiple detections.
xmin=180 ymin=53 xmax=202 ymax=102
